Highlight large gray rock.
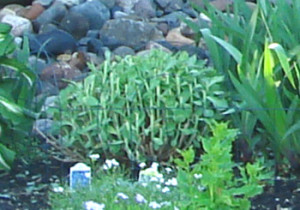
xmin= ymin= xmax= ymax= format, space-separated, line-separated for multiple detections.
xmin=70 ymin=0 xmax=110 ymax=30
xmin=133 ymin=0 xmax=156 ymax=19
xmin=59 ymin=12 xmax=89 ymax=39
xmin=99 ymin=0 xmax=116 ymax=9
xmin=33 ymin=2 xmax=67 ymax=31
xmin=29 ymin=29 xmax=77 ymax=56
xmin=100 ymin=18 xmax=163 ymax=50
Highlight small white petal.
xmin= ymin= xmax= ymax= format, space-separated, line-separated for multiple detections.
xmin=139 ymin=162 xmax=146 ymax=169
xmin=117 ymin=192 xmax=129 ymax=200
xmin=162 ymin=187 xmax=170 ymax=193
xmin=135 ymin=193 xmax=147 ymax=204
xmin=52 ymin=186 xmax=64 ymax=193
xmin=89 ymin=154 xmax=100 ymax=161
xmin=149 ymin=201 xmax=162 ymax=209
xmin=193 ymin=173 xmax=203 ymax=179
xmin=83 ymin=201 xmax=105 ymax=210
xmin=165 ymin=178 xmax=177 ymax=186
xmin=165 ymin=167 xmax=172 ymax=174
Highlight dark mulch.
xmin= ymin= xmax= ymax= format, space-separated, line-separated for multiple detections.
xmin=1 ymin=158 xmax=300 ymax=210
xmin=0 ymin=158 xmax=71 ymax=210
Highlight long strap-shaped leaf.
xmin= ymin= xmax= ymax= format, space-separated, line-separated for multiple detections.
xmin=0 ymin=57 xmax=36 ymax=86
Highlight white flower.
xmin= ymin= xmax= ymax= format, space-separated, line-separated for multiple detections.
xmin=193 ymin=173 xmax=203 ymax=180
xmin=141 ymin=182 xmax=148 ymax=187
xmin=174 ymin=206 xmax=180 ymax=210
xmin=89 ymin=154 xmax=100 ymax=161
xmin=165 ymin=178 xmax=178 ymax=186
xmin=135 ymin=193 xmax=147 ymax=204
xmin=83 ymin=201 xmax=105 ymax=210
xmin=156 ymin=184 xmax=161 ymax=189
xmin=165 ymin=167 xmax=172 ymax=174
xmin=52 ymin=186 xmax=64 ymax=193
xmin=116 ymin=192 xmax=129 ymax=200
xmin=162 ymin=187 xmax=170 ymax=193
xmin=149 ymin=201 xmax=162 ymax=209
xmin=139 ymin=162 xmax=146 ymax=169
xmin=103 ymin=159 xmax=119 ymax=170
xmin=160 ymin=201 xmax=171 ymax=207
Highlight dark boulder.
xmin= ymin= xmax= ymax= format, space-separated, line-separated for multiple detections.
xmin=29 ymin=29 xmax=77 ymax=56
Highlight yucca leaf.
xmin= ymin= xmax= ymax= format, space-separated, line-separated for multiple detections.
xmin=269 ymin=43 xmax=296 ymax=89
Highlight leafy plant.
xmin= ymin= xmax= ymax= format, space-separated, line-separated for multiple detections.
xmin=185 ymin=0 xmax=300 ymax=167
xmin=0 ymin=23 xmax=37 ymax=171
xmin=174 ymin=121 xmax=272 ymax=210
xmin=48 ymin=50 xmax=231 ymax=164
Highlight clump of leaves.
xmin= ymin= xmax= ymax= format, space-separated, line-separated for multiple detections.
xmin=0 ymin=23 xmax=36 ymax=171
xmin=174 ymin=121 xmax=272 ymax=210
xmin=48 ymin=50 xmax=231 ymax=164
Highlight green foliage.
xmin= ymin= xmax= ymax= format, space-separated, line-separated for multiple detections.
xmin=50 ymin=169 xmax=180 ymax=210
xmin=49 ymin=50 xmax=231 ymax=163
xmin=0 ymin=23 xmax=37 ymax=171
xmin=186 ymin=0 xmax=300 ymax=165
xmin=174 ymin=121 xmax=272 ymax=210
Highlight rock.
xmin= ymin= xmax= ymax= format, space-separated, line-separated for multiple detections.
xmin=113 ymin=46 xmax=135 ymax=57
xmin=116 ymin=0 xmax=139 ymax=13
xmin=100 ymin=18 xmax=163 ymax=50
xmin=35 ymin=0 xmax=54 ymax=7
xmin=151 ymin=11 xmax=188 ymax=29
xmin=86 ymin=52 xmax=105 ymax=66
xmin=57 ymin=0 xmax=81 ymax=7
xmin=29 ymin=55 xmax=47 ymax=74
xmin=22 ymin=2 xmax=45 ymax=20
xmin=163 ymin=0 xmax=184 ymax=13
xmin=78 ymin=37 xmax=104 ymax=56
xmin=145 ymin=41 xmax=172 ymax=53
xmin=154 ymin=0 xmax=170 ymax=8
xmin=70 ymin=0 xmax=110 ymax=30
xmin=1 ymin=14 xmax=32 ymax=36
xmin=69 ymin=51 xmax=87 ymax=70
xmin=59 ymin=12 xmax=89 ymax=39
xmin=113 ymin=11 xmax=130 ymax=19
xmin=177 ymin=44 xmax=209 ymax=60
xmin=156 ymin=22 xmax=169 ymax=36
xmin=57 ymin=51 xmax=87 ymax=70
xmin=33 ymin=119 xmax=53 ymax=135
xmin=99 ymin=0 xmax=116 ymax=9
xmin=33 ymin=2 xmax=67 ymax=31
xmin=0 ymin=8 xmax=17 ymax=20
xmin=133 ymin=0 xmax=156 ymax=19
xmin=86 ymin=30 xmax=99 ymax=39
xmin=40 ymin=61 xmax=82 ymax=89
xmin=165 ymin=27 xmax=195 ymax=47
xmin=29 ymin=29 xmax=77 ymax=56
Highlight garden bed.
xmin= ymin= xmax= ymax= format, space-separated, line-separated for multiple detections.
xmin=1 ymin=158 xmax=300 ymax=209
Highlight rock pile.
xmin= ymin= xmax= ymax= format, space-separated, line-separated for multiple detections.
xmin=0 ymin=0 xmax=218 ymax=93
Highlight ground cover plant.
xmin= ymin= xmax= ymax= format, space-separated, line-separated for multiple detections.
xmin=47 ymin=50 xmax=232 ymax=166
xmin=50 ymin=121 xmax=271 ymax=210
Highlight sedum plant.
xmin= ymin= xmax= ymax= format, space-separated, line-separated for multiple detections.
xmin=174 ymin=121 xmax=272 ymax=210
xmin=48 ymin=50 xmax=231 ymax=164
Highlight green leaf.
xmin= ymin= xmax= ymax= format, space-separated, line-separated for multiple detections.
xmin=0 ymin=23 xmax=12 ymax=34
xmin=209 ymin=34 xmax=242 ymax=64
xmin=0 ymin=143 xmax=15 ymax=171
xmin=0 ymin=57 xmax=36 ymax=86
xmin=269 ymin=43 xmax=296 ymax=89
